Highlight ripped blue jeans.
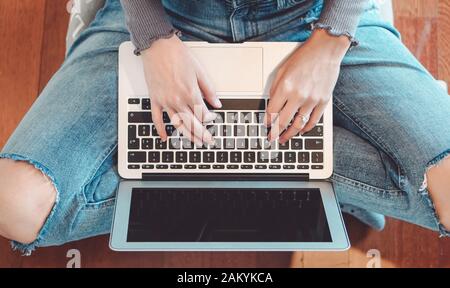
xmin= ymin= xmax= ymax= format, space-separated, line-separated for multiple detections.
xmin=1 ymin=0 xmax=450 ymax=255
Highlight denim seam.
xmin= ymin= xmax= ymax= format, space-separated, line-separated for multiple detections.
xmin=332 ymin=173 xmax=404 ymax=197
xmin=78 ymin=142 xmax=118 ymax=206
xmin=0 ymin=152 xmax=60 ymax=256
xmin=333 ymin=99 xmax=407 ymax=187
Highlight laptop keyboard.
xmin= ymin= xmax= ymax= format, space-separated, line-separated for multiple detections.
xmin=126 ymin=98 xmax=324 ymax=172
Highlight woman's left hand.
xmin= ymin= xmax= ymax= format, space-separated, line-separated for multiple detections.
xmin=265 ymin=29 xmax=351 ymax=144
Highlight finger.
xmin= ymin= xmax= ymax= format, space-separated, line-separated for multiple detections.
xmin=151 ymin=102 xmax=167 ymax=141
xmin=265 ymin=77 xmax=288 ymax=127
xmin=196 ymin=62 xmax=222 ymax=109
xmin=268 ymin=99 xmax=301 ymax=141
xmin=179 ymin=108 xmax=214 ymax=145
xmin=167 ymin=108 xmax=203 ymax=146
xmin=300 ymin=102 xmax=327 ymax=134
xmin=279 ymin=104 xmax=315 ymax=143
xmin=190 ymin=88 xmax=217 ymax=123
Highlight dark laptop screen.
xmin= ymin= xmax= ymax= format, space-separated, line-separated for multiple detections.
xmin=127 ymin=188 xmax=332 ymax=242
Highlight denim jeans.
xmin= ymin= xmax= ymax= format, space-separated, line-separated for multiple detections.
xmin=1 ymin=0 xmax=450 ymax=255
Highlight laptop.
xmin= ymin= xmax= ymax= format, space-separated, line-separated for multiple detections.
xmin=110 ymin=41 xmax=349 ymax=251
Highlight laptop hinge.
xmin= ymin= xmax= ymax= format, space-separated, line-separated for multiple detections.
xmin=142 ymin=173 xmax=309 ymax=181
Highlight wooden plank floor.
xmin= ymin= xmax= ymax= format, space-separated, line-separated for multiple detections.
xmin=0 ymin=0 xmax=449 ymax=268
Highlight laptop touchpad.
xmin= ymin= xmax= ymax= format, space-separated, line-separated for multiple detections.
xmin=190 ymin=47 xmax=264 ymax=93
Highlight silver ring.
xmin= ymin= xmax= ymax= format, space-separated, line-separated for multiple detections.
xmin=298 ymin=113 xmax=310 ymax=124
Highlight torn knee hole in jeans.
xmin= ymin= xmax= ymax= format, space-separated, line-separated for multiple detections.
xmin=0 ymin=153 xmax=60 ymax=255
xmin=419 ymin=149 xmax=450 ymax=237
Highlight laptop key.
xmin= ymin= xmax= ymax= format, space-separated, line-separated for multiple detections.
xmin=128 ymin=152 xmax=146 ymax=163
xmin=128 ymin=125 xmax=137 ymax=138
xmin=165 ymin=125 xmax=176 ymax=136
xmin=221 ymin=125 xmax=233 ymax=137
xmin=227 ymin=112 xmax=239 ymax=123
xmin=142 ymin=164 xmax=154 ymax=169
xmin=175 ymin=151 xmax=187 ymax=163
xmin=128 ymin=164 xmax=140 ymax=169
xmin=241 ymin=165 xmax=253 ymax=169
xmin=162 ymin=152 xmax=174 ymax=163
xmin=207 ymin=125 xmax=219 ymax=137
xmin=284 ymin=152 xmax=296 ymax=163
xmin=138 ymin=125 xmax=150 ymax=136
xmin=291 ymin=139 xmax=302 ymax=150
xmin=248 ymin=125 xmax=258 ymax=137
xmin=148 ymin=152 xmax=160 ymax=163
xmin=263 ymin=139 xmax=275 ymax=149
xmin=170 ymin=164 xmax=182 ymax=169
xmin=297 ymin=165 xmax=309 ymax=169
xmin=250 ymin=138 xmax=261 ymax=149
xmin=169 ymin=138 xmax=181 ymax=149
xmin=156 ymin=164 xmax=168 ymax=169
xmin=254 ymin=112 xmax=265 ymax=124
xmin=230 ymin=152 xmax=242 ymax=163
xmin=269 ymin=165 xmax=281 ymax=169
xmin=224 ymin=138 xmax=235 ymax=149
xmin=305 ymin=139 xmax=323 ymax=150
xmin=210 ymin=138 xmax=222 ymax=150
xmin=279 ymin=141 xmax=289 ymax=150
xmin=128 ymin=139 xmax=139 ymax=150
xmin=214 ymin=112 xmax=225 ymax=123
xmin=270 ymin=152 xmax=282 ymax=163
xmin=234 ymin=125 xmax=245 ymax=136
xmin=182 ymin=138 xmax=193 ymax=149
xmin=260 ymin=126 xmax=269 ymax=137
xmin=141 ymin=98 xmax=151 ymax=110
xmin=255 ymin=164 xmax=267 ymax=169
xmin=244 ymin=152 xmax=256 ymax=163
xmin=298 ymin=152 xmax=309 ymax=163
xmin=227 ymin=164 xmax=239 ymax=169
xmin=303 ymin=125 xmax=323 ymax=137
xmin=213 ymin=164 xmax=225 ymax=169
xmin=189 ymin=152 xmax=201 ymax=163
xmin=142 ymin=138 xmax=153 ymax=149
xmin=203 ymin=152 xmax=215 ymax=163
xmin=199 ymin=165 xmax=211 ymax=169
xmin=283 ymin=165 xmax=295 ymax=169
xmin=312 ymin=165 xmax=324 ymax=169
xmin=216 ymin=152 xmax=228 ymax=163
xmin=185 ymin=164 xmax=197 ymax=169
xmin=257 ymin=151 xmax=269 ymax=163
xmin=312 ymin=152 xmax=323 ymax=163
xmin=236 ymin=138 xmax=248 ymax=149
xmin=155 ymin=138 xmax=167 ymax=149
xmin=240 ymin=112 xmax=252 ymax=123
xmin=162 ymin=112 xmax=170 ymax=123
xmin=151 ymin=125 xmax=158 ymax=136
xmin=128 ymin=98 xmax=140 ymax=105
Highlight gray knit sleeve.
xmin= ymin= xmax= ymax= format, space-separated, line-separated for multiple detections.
xmin=313 ymin=0 xmax=369 ymax=46
xmin=120 ymin=0 xmax=180 ymax=54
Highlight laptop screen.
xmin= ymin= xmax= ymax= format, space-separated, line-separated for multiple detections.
xmin=126 ymin=188 xmax=332 ymax=243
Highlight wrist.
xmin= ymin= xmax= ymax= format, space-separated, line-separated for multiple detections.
xmin=308 ymin=29 xmax=351 ymax=63
xmin=141 ymin=34 xmax=181 ymax=57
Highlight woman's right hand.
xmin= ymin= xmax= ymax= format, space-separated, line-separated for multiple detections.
xmin=141 ymin=35 xmax=222 ymax=146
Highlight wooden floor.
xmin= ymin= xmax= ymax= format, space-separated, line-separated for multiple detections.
xmin=0 ymin=0 xmax=449 ymax=268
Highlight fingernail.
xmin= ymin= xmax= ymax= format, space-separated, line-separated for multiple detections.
xmin=214 ymin=99 xmax=222 ymax=108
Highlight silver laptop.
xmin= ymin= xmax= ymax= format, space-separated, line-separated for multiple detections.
xmin=110 ymin=41 xmax=349 ymax=251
